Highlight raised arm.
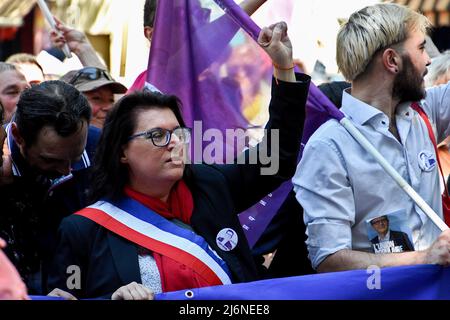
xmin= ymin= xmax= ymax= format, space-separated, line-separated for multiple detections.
xmin=49 ymin=1 xmax=268 ymax=72
xmin=218 ymin=22 xmax=309 ymax=213
xmin=258 ymin=22 xmax=296 ymax=83
xmin=50 ymin=17 xmax=107 ymax=70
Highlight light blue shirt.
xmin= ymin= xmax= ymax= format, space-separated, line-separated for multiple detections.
xmin=293 ymin=83 xmax=450 ymax=270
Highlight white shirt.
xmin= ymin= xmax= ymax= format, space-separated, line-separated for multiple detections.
xmin=293 ymin=83 xmax=450 ymax=269
xmin=138 ymin=253 xmax=162 ymax=294
xmin=377 ymin=230 xmax=391 ymax=243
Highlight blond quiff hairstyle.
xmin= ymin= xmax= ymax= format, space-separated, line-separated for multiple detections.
xmin=337 ymin=3 xmax=431 ymax=81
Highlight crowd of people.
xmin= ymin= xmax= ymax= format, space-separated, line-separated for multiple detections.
xmin=0 ymin=0 xmax=449 ymax=300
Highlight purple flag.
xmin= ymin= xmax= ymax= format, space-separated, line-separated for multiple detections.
xmin=300 ymin=84 xmax=345 ymax=156
xmin=148 ymin=0 xmax=255 ymax=137
xmin=147 ymin=0 xmax=345 ymax=248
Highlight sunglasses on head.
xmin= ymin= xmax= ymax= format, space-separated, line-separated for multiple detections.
xmin=69 ymin=67 xmax=113 ymax=85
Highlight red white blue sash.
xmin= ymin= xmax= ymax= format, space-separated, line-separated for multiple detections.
xmin=75 ymin=197 xmax=232 ymax=286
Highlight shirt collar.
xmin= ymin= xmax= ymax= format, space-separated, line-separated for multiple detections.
xmin=341 ymin=89 xmax=415 ymax=125
xmin=396 ymin=102 xmax=414 ymax=120
xmin=341 ymin=89 xmax=384 ymax=125
xmin=6 ymin=122 xmax=91 ymax=179
xmin=378 ymin=230 xmax=391 ymax=242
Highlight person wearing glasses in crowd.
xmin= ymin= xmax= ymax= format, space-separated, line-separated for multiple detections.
xmin=0 ymin=80 xmax=100 ymax=295
xmin=369 ymin=216 xmax=414 ymax=253
xmin=60 ymin=67 xmax=127 ymax=128
xmin=48 ymin=22 xmax=310 ymax=300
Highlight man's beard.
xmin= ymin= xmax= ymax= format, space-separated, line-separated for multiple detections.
xmin=30 ymin=166 xmax=62 ymax=181
xmin=392 ymin=54 xmax=427 ymax=103
xmin=23 ymin=149 xmax=62 ymax=180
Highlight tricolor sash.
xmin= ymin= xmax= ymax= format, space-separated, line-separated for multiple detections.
xmin=76 ymin=197 xmax=232 ymax=286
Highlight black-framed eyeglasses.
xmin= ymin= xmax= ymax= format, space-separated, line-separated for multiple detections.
xmin=370 ymin=217 xmax=388 ymax=225
xmin=69 ymin=67 xmax=113 ymax=85
xmin=128 ymin=127 xmax=191 ymax=147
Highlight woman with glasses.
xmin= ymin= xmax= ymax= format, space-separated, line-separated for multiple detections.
xmin=48 ymin=22 xmax=310 ymax=300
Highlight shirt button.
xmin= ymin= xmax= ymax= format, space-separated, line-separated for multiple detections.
xmin=180 ymin=265 xmax=186 ymax=270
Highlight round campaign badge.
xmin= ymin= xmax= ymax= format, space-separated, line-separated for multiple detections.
xmin=216 ymin=228 xmax=238 ymax=251
xmin=418 ymin=150 xmax=436 ymax=172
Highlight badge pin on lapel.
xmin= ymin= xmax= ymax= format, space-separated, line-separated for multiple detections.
xmin=418 ymin=150 xmax=436 ymax=172
xmin=216 ymin=228 xmax=238 ymax=251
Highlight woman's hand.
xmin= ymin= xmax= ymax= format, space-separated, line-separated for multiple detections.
xmin=111 ymin=282 xmax=154 ymax=300
xmin=258 ymin=22 xmax=295 ymax=82
xmin=47 ymin=288 xmax=78 ymax=300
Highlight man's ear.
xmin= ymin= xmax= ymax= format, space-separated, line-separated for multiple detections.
xmin=144 ymin=26 xmax=154 ymax=42
xmin=10 ymin=123 xmax=25 ymax=148
xmin=382 ymin=48 xmax=401 ymax=75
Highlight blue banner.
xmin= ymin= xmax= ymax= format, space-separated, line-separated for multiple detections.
xmin=156 ymin=264 xmax=450 ymax=300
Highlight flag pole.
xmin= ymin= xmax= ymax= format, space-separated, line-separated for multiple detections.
xmin=340 ymin=117 xmax=449 ymax=231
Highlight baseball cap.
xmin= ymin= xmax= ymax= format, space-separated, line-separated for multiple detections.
xmin=61 ymin=67 xmax=127 ymax=94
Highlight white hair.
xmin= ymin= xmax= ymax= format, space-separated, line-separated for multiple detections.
xmin=425 ymin=50 xmax=450 ymax=87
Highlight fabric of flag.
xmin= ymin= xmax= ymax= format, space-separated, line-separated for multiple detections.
xmin=147 ymin=0 xmax=268 ymax=141
xmin=146 ymin=0 xmax=345 ymax=248
xmin=29 ymin=264 xmax=450 ymax=300
xmin=155 ymin=264 xmax=450 ymax=300
xmin=300 ymin=84 xmax=345 ymax=157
